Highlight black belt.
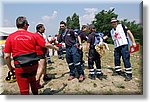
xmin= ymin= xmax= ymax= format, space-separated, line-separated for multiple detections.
xmin=13 ymin=52 xmax=40 ymax=65
xmin=38 ymin=54 xmax=46 ymax=59
xmin=15 ymin=61 xmax=38 ymax=68
xmin=20 ymin=71 xmax=37 ymax=78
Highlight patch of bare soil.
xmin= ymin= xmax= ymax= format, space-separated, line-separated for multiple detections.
xmin=0 ymin=44 xmax=143 ymax=95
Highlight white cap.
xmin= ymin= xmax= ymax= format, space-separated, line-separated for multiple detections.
xmin=111 ymin=18 xmax=118 ymax=23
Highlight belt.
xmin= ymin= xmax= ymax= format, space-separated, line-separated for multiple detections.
xmin=15 ymin=61 xmax=38 ymax=68
xmin=20 ymin=71 xmax=37 ymax=78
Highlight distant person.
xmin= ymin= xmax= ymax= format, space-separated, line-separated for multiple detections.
xmin=47 ymin=35 xmax=58 ymax=57
xmin=3 ymin=16 xmax=59 ymax=95
xmin=103 ymin=18 xmax=136 ymax=81
xmin=57 ymin=31 xmax=65 ymax=60
xmin=78 ymin=25 xmax=88 ymax=66
xmin=59 ymin=21 xmax=85 ymax=82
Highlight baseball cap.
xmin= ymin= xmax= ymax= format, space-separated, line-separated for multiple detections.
xmin=89 ymin=24 xmax=95 ymax=29
xmin=111 ymin=18 xmax=118 ymax=23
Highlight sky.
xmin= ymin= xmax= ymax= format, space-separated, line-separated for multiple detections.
xmin=1 ymin=0 xmax=142 ymax=37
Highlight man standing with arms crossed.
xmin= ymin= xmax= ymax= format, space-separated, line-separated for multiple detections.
xmin=3 ymin=16 xmax=59 ymax=95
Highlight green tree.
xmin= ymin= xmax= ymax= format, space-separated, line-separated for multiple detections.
xmin=93 ymin=8 xmax=143 ymax=45
xmin=93 ymin=8 xmax=118 ymax=33
xmin=120 ymin=19 xmax=143 ymax=45
xmin=93 ymin=8 xmax=118 ymax=44
xmin=71 ymin=13 xmax=80 ymax=30
xmin=66 ymin=13 xmax=80 ymax=30
xmin=66 ymin=16 xmax=72 ymax=29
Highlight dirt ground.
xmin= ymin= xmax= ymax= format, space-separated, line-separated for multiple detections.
xmin=0 ymin=44 xmax=143 ymax=95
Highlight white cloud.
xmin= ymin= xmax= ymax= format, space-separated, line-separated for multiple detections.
xmin=41 ymin=10 xmax=58 ymax=23
xmin=42 ymin=16 xmax=50 ymax=22
xmin=80 ymin=8 xmax=98 ymax=25
xmin=51 ymin=11 xmax=58 ymax=19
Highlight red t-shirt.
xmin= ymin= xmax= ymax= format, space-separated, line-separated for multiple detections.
xmin=35 ymin=32 xmax=47 ymax=55
xmin=3 ymin=30 xmax=46 ymax=57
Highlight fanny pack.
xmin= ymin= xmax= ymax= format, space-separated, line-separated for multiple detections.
xmin=13 ymin=52 xmax=40 ymax=66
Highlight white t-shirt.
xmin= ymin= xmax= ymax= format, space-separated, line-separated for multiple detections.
xmin=42 ymin=33 xmax=47 ymax=42
xmin=110 ymin=24 xmax=128 ymax=48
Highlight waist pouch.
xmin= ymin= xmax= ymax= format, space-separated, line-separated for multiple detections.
xmin=13 ymin=52 xmax=40 ymax=67
xmin=14 ymin=61 xmax=38 ymax=68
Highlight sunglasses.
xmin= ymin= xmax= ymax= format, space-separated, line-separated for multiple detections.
xmin=26 ymin=23 xmax=29 ymax=26
xmin=60 ymin=26 xmax=65 ymax=27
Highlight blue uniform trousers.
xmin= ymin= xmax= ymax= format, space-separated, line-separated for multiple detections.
xmin=66 ymin=46 xmax=84 ymax=77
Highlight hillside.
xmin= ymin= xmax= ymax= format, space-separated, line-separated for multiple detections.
xmin=0 ymin=44 xmax=143 ymax=95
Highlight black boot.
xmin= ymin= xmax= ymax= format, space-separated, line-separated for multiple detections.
xmin=96 ymin=73 xmax=103 ymax=80
xmin=88 ymin=74 xmax=95 ymax=80
xmin=112 ymin=71 xmax=122 ymax=76
xmin=124 ymin=74 xmax=132 ymax=81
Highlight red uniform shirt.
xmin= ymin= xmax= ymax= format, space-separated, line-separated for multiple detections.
xmin=3 ymin=30 xmax=46 ymax=57
xmin=35 ymin=32 xmax=47 ymax=55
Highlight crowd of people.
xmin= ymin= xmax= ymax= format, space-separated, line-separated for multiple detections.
xmin=3 ymin=16 xmax=136 ymax=95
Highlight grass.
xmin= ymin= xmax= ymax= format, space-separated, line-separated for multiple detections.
xmin=2 ymin=44 xmax=143 ymax=95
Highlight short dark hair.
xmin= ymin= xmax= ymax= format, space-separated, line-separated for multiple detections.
xmin=36 ymin=24 xmax=44 ymax=32
xmin=60 ymin=21 xmax=66 ymax=26
xmin=81 ymin=25 xmax=87 ymax=30
xmin=16 ymin=16 xmax=29 ymax=28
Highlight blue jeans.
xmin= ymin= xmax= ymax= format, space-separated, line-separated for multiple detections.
xmin=66 ymin=46 xmax=84 ymax=76
xmin=114 ymin=45 xmax=131 ymax=69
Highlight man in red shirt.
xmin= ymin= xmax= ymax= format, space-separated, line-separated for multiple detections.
xmin=35 ymin=24 xmax=52 ymax=89
xmin=3 ymin=16 xmax=59 ymax=95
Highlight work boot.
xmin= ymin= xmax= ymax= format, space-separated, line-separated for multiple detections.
xmin=88 ymin=74 xmax=95 ymax=80
xmin=78 ymin=75 xmax=85 ymax=82
xmin=112 ymin=71 xmax=122 ymax=76
xmin=124 ymin=74 xmax=132 ymax=81
xmin=68 ymin=76 xmax=75 ymax=81
xmin=96 ymin=73 xmax=103 ymax=80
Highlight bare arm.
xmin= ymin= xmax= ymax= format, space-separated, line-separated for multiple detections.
xmin=85 ymin=43 xmax=90 ymax=57
xmin=77 ymin=36 xmax=82 ymax=45
xmin=4 ymin=53 xmax=14 ymax=72
xmin=127 ymin=30 xmax=136 ymax=47
xmin=77 ymin=36 xmax=82 ymax=49
xmin=44 ymin=43 xmax=59 ymax=51
xmin=103 ymin=35 xmax=109 ymax=40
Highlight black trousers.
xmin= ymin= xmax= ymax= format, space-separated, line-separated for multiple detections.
xmin=78 ymin=48 xmax=84 ymax=64
xmin=88 ymin=48 xmax=101 ymax=74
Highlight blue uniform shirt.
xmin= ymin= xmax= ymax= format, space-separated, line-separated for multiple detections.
xmin=63 ymin=29 xmax=78 ymax=47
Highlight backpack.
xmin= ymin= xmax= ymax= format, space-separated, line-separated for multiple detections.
xmin=122 ymin=24 xmax=132 ymax=46
xmin=94 ymin=32 xmax=104 ymax=45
